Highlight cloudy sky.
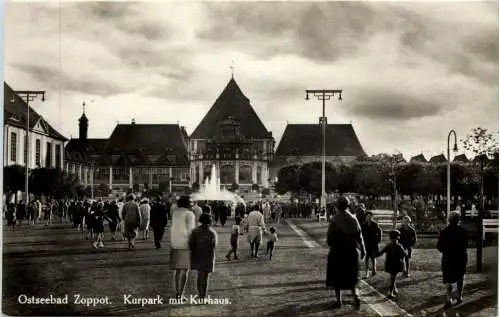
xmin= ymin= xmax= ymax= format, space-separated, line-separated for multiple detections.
xmin=5 ymin=1 xmax=499 ymax=160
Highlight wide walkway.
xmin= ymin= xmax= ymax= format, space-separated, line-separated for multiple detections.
xmin=3 ymin=220 xmax=379 ymax=316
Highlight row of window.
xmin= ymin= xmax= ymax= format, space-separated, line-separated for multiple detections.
xmin=9 ymin=132 xmax=61 ymax=168
xmin=194 ymin=140 xmax=274 ymax=153
xmin=66 ymin=165 xmax=190 ymax=182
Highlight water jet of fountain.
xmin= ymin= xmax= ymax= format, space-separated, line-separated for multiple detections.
xmin=192 ymin=164 xmax=246 ymax=206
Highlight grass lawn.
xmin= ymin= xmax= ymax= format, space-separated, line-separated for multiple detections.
xmin=292 ymin=218 xmax=498 ymax=317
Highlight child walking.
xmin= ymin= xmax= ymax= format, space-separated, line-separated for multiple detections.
xmin=92 ymin=202 xmax=112 ymax=249
xmin=376 ymin=229 xmax=408 ymax=299
xmin=265 ymin=227 xmax=278 ymax=260
xmin=226 ymin=216 xmax=242 ymax=260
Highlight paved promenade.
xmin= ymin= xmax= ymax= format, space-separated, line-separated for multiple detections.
xmin=2 ymin=219 xmax=497 ymax=316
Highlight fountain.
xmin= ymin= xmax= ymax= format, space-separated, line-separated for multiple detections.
xmin=191 ymin=165 xmax=246 ymax=205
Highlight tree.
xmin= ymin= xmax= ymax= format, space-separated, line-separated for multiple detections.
xmin=298 ymin=162 xmax=322 ymax=196
xmin=462 ymin=127 xmax=499 ymax=273
xmin=29 ymin=168 xmax=65 ymax=200
xmin=275 ymin=165 xmax=300 ymax=194
xmin=3 ymin=165 xmax=25 ymax=203
xmin=397 ymin=163 xmax=425 ymax=197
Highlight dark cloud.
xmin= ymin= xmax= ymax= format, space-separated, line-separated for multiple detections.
xmin=464 ymin=30 xmax=498 ymax=65
xmin=12 ymin=63 xmax=130 ymax=97
xmin=117 ymin=20 xmax=170 ymax=41
xmin=347 ymin=89 xmax=442 ymax=120
xmin=198 ymin=2 xmax=378 ymax=62
xmin=392 ymin=4 xmax=498 ymax=85
xmin=80 ymin=2 xmax=133 ymax=20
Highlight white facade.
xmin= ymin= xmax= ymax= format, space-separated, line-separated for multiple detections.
xmin=3 ymin=121 xmax=65 ymax=169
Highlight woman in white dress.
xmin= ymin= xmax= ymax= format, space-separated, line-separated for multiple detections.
xmin=170 ymin=196 xmax=196 ymax=299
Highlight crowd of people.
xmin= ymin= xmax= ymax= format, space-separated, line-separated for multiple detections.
xmin=326 ymin=196 xmax=469 ymax=311
xmin=4 ymin=193 xmax=471 ymax=310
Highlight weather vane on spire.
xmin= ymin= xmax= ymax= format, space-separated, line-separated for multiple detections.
xmin=230 ymin=61 xmax=235 ymax=78
xmin=82 ymin=101 xmax=86 ymax=114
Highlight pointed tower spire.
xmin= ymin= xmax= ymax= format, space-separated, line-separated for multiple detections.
xmin=79 ymin=101 xmax=88 ymax=140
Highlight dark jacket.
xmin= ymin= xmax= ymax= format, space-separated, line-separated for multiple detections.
xmin=150 ymin=201 xmax=168 ymax=229
xmin=326 ymin=210 xmax=365 ymax=289
xmin=437 ymin=224 xmax=468 ymax=284
xmin=362 ymin=220 xmax=382 ymax=255
xmin=189 ymin=225 xmax=218 ymax=272
xmin=398 ymin=225 xmax=417 ymax=248
xmin=377 ymin=242 xmax=408 ymax=274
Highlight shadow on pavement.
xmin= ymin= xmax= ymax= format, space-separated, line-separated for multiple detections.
xmin=266 ymin=300 xmax=363 ymax=317
xmin=213 ymin=280 xmax=325 ymax=292
xmin=426 ymin=294 xmax=496 ymax=317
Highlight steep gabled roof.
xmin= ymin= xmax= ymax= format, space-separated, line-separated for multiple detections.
xmin=190 ymin=78 xmax=272 ymax=139
xmin=65 ymin=139 xmax=108 ymax=163
xmin=275 ymin=124 xmax=366 ymax=157
xmin=104 ymin=124 xmax=189 ymax=166
xmin=4 ymin=82 xmax=67 ymax=141
xmin=409 ymin=154 xmax=427 ymax=163
xmin=429 ymin=154 xmax=447 ymax=164
xmin=453 ymin=154 xmax=469 ymax=163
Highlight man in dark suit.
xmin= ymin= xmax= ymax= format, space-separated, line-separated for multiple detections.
xmin=361 ymin=211 xmax=382 ymax=278
xmin=150 ymin=196 xmax=168 ymax=249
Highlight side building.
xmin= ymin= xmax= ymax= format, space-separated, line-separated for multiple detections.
xmin=273 ymin=123 xmax=367 ymax=176
xmin=65 ymin=109 xmax=190 ymax=195
xmin=4 ymin=83 xmax=67 ymax=170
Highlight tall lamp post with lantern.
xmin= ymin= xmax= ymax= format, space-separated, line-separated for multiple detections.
xmin=447 ymin=130 xmax=459 ymax=219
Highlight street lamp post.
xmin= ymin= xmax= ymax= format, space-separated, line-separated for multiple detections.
xmin=305 ymin=89 xmax=343 ymax=211
xmin=391 ymin=151 xmax=403 ymax=229
xmin=14 ymin=90 xmax=46 ymax=212
xmin=447 ymin=130 xmax=458 ymax=218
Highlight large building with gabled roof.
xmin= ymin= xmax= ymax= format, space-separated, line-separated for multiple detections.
xmin=189 ymin=77 xmax=275 ymax=189
xmin=274 ymin=123 xmax=367 ymax=167
xmin=4 ymin=83 xmax=67 ymax=169
xmin=65 ymin=106 xmax=190 ymax=192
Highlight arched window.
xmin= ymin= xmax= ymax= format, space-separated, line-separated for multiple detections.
xmin=256 ymin=165 xmax=262 ymax=184
xmin=220 ymin=165 xmax=234 ymax=184
xmin=239 ymin=165 xmax=252 ymax=184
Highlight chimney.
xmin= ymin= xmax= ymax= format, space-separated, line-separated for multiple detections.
xmin=131 ymin=118 xmax=136 ymax=125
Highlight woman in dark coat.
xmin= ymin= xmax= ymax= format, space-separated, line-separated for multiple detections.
xmin=189 ymin=213 xmax=218 ymax=302
xmin=219 ymin=203 xmax=228 ymax=227
xmin=106 ymin=201 xmax=121 ymax=240
xmin=326 ymin=196 xmax=365 ymax=310
xmin=437 ymin=211 xmax=468 ymax=309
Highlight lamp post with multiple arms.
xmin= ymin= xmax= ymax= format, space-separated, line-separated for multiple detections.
xmin=305 ymin=89 xmax=343 ymax=211
xmin=447 ymin=130 xmax=459 ymax=218
xmin=14 ymin=90 xmax=46 ymax=211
